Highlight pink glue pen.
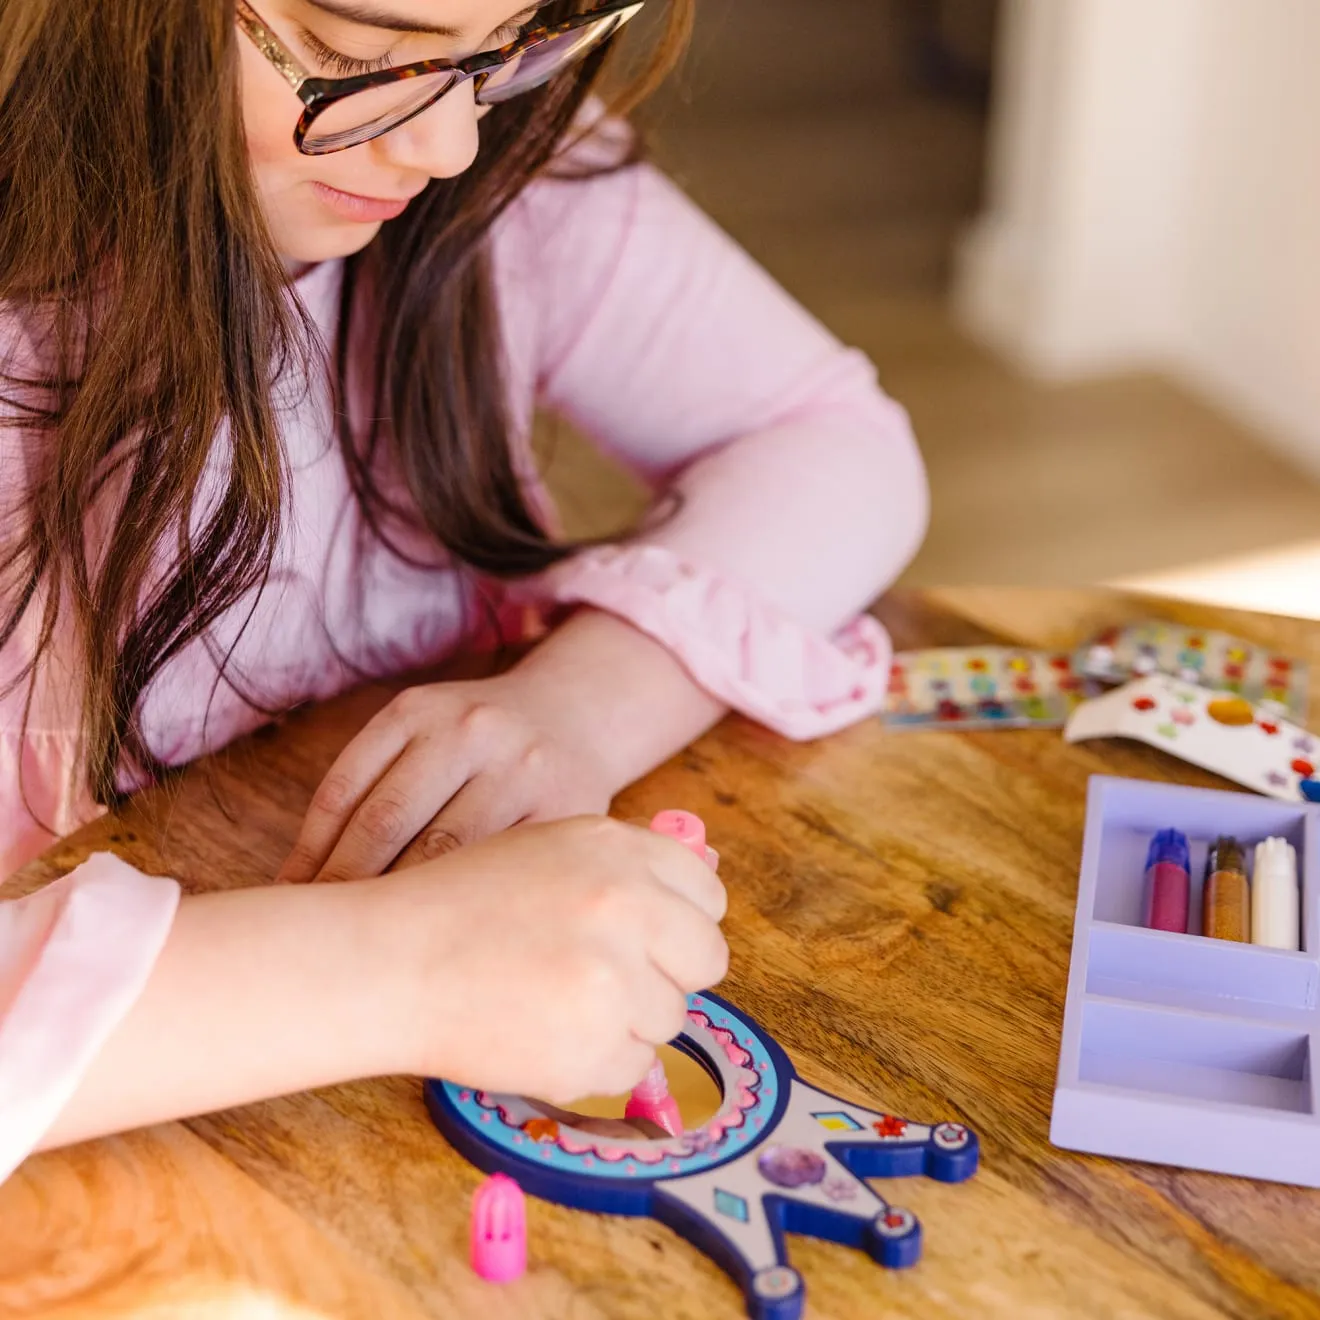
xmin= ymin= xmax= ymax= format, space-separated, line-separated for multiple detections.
xmin=1144 ymin=828 xmax=1191 ymax=933
xmin=625 ymin=1058 xmax=684 ymax=1136
xmin=470 ymin=1173 xmax=526 ymax=1283
xmin=622 ymin=809 xmax=717 ymax=1139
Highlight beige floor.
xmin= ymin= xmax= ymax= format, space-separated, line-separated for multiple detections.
xmin=540 ymin=0 xmax=1320 ymax=589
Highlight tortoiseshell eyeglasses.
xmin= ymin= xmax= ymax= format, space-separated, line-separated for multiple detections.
xmin=236 ymin=0 xmax=644 ymax=155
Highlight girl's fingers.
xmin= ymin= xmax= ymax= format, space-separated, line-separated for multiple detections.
xmin=276 ymin=717 xmax=411 ymax=882
xmin=389 ymin=775 xmax=530 ymax=871
xmin=313 ymin=743 xmax=472 ymax=883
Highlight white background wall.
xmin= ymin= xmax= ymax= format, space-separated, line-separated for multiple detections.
xmin=955 ymin=0 xmax=1320 ymax=477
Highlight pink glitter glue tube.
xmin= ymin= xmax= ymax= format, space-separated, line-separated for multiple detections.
xmin=628 ymin=808 xmax=714 ymax=1138
xmin=470 ymin=1173 xmax=526 ymax=1283
xmin=624 ymin=1058 xmax=684 ymax=1137
xmin=1143 ymin=828 xmax=1190 ymax=933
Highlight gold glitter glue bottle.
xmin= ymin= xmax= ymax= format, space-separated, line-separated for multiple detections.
xmin=1202 ymin=837 xmax=1250 ymax=942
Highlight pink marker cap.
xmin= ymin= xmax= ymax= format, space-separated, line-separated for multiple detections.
xmin=649 ymin=810 xmax=707 ymax=857
xmin=471 ymin=1173 xmax=526 ymax=1283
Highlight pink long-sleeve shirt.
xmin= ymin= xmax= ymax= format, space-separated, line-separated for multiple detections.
xmin=0 ymin=151 xmax=927 ymax=1179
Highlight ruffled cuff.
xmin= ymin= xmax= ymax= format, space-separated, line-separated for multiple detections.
xmin=542 ymin=545 xmax=892 ymax=740
xmin=0 ymin=854 xmax=180 ymax=1181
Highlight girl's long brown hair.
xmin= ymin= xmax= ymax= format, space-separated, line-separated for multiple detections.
xmin=0 ymin=0 xmax=691 ymax=812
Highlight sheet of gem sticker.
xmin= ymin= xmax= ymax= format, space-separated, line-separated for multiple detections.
xmin=885 ymin=647 xmax=1100 ymax=731
xmin=1065 ymin=673 xmax=1319 ymax=803
xmin=1076 ymin=621 xmax=1308 ymax=722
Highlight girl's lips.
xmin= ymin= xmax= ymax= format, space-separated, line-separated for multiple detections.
xmin=311 ymin=181 xmax=420 ymax=222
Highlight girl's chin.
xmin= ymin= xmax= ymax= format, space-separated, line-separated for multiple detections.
xmin=269 ymin=208 xmax=385 ymax=267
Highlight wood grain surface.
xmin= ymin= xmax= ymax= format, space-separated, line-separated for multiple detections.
xmin=3 ymin=589 xmax=1319 ymax=1320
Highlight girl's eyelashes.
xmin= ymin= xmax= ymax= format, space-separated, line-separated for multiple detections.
xmin=298 ymin=27 xmax=395 ymax=76
xmin=488 ymin=20 xmax=528 ymax=47
xmin=488 ymin=6 xmax=541 ymax=47
xmin=298 ymin=10 xmax=538 ymax=78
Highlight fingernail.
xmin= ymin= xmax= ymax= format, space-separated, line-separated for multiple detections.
xmin=420 ymin=828 xmax=463 ymax=858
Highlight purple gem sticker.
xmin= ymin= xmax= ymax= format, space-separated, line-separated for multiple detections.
xmin=757 ymin=1145 xmax=827 ymax=1189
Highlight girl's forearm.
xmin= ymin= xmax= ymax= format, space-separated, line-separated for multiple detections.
xmin=510 ymin=608 xmax=727 ymax=789
xmin=36 ymin=878 xmax=418 ymax=1151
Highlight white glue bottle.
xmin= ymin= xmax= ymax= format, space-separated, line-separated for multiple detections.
xmin=1252 ymin=837 xmax=1300 ymax=951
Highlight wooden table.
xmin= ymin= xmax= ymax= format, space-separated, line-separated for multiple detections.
xmin=3 ymin=588 xmax=1320 ymax=1320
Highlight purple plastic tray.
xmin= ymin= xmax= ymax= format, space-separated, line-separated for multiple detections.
xmin=1051 ymin=775 xmax=1320 ymax=1186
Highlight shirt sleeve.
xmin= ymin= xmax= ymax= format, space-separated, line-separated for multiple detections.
xmin=0 ymin=852 xmax=180 ymax=1182
xmin=0 ymin=315 xmax=178 ymax=1183
xmin=496 ymin=146 xmax=927 ymax=739
xmin=0 ymin=313 xmax=109 ymax=874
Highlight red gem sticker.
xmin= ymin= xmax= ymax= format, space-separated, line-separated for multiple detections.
xmin=874 ymin=1115 xmax=908 ymax=1138
xmin=1292 ymin=759 xmax=1315 ymax=778
xmin=884 ymin=1212 xmax=907 ymax=1229
xmin=937 ymin=701 xmax=964 ymax=722
xmin=1260 ymin=722 xmax=1282 ymax=736
xmin=967 ymin=658 xmax=989 ymax=672
xmin=1014 ymin=677 xmax=1036 ymax=693
xmin=1133 ymin=697 xmax=1158 ymax=712
xmin=1270 ymin=656 xmax=1292 ymax=672
xmin=1225 ymin=663 xmax=1246 ymax=680
xmin=1050 ymin=656 xmax=1072 ymax=671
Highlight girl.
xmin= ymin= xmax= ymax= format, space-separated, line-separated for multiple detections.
xmin=0 ymin=0 xmax=927 ymax=1180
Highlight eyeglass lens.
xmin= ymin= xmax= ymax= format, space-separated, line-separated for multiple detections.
xmin=301 ymin=13 xmax=631 ymax=152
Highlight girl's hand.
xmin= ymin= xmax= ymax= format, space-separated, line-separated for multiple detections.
xmin=275 ymin=609 xmax=728 ymax=885
xmin=390 ymin=816 xmax=730 ymax=1106
xmin=275 ymin=670 xmax=616 ymax=884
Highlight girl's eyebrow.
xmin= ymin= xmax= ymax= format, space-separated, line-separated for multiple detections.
xmin=303 ymin=0 xmax=542 ymax=37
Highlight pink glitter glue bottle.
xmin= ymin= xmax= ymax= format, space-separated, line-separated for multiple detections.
xmin=1144 ymin=828 xmax=1190 ymax=933
xmin=470 ymin=1173 xmax=526 ymax=1283
xmin=624 ymin=809 xmax=719 ymax=1139
xmin=625 ymin=1058 xmax=684 ymax=1137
